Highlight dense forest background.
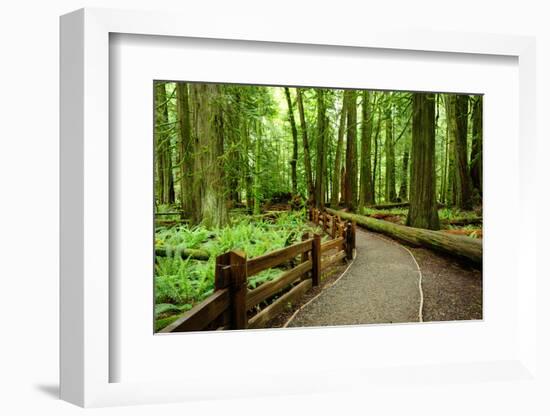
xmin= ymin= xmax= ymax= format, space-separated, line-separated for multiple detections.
xmin=154 ymin=82 xmax=482 ymax=229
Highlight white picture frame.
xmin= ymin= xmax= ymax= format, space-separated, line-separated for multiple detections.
xmin=60 ymin=7 xmax=538 ymax=408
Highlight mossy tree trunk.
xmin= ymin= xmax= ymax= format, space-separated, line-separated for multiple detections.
xmin=384 ymin=99 xmax=397 ymax=203
xmin=344 ymin=90 xmax=358 ymax=211
xmin=296 ymin=88 xmax=314 ymax=204
xmin=406 ymin=93 xmax=440 ymax=230
xmin=359 ymin=90 xmax=375 ymax=208
xmin=176 ymin=82 xmax=194 ymax=213
xmin=398 ymin=146 xmax=409 ymax=201
xmin=330 ymin=91 xmax=347 ymax=208
xmin=284 ymin=87 xmax=299 ymax=195
xmin=470 ymin=95 xmax=483 ymax=197
xmin=447 ymin=94 xmax=473 ymax=210
xmin=193 ymin=84 xmax=228 ymax=227
xmin=314 ymin=89 xmax=326 ymax=208
xmin=155 ymin=82 xmax=175 ymax=205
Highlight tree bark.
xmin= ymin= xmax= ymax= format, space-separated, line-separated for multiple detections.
xmin=155 ymin=83 xmax=176 ymax=205
xmin=344 ymin=90 xmax=358 ymax=211
xmin=447 ymin=94 xmax=473 ymax=209
xmin=327 ymin=208 xmax=481 ymax=266
xmin=406 ymin=93 xmax=440 ymax=230
xmin=193 ymin=84 xmax=228 ymax=227
xmin=398 ymin=146 xmax=409 ymax=201
xmin=371 ymin=97 xmax=382 ymax=205
xmin=384 ymin=100 xmax=397 ymax=202
xmin=296 ymin=88 xmax=314 ymax=204
xmin=359 ymin=90 xmax=375 ymax=208
xmin=176 ymin=82 xmax=194 ymax=213
xmin=253 ymin=120 xmax=262 ymax=215
xmin=330 ymin=92 xmax=347 ymax=207
xmin=284 ymin=87 xmax=299 ymax=195
xmin=314 ymin=89 xmax=326 ymax=208
xmin=470 ymin=95 xmax=483 ymax=196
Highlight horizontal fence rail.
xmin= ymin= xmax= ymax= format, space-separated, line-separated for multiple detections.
xmin=159 ymin=208 xmax=356 ymax=333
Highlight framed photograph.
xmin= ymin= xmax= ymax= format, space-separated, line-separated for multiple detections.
xmin=60 ymin=8 xmax=537 ymax=408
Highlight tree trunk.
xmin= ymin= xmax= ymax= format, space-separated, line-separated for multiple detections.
xmin=176 ymin=82 xmax=194 ymax=213
xmin=470 ymin=95 xmax=483 ymax=196
xmin=444 ymin=96 xmax=456 ymax=205
xmin=253 ymin=120 xmax=262 ymax=215
xmin=406 ymin=93 xmax=440 ymax=230
xmin=327 ymin=208 xmax=481 ymax=266
xmin=447 ymin=94 xmax=473 ymax=210
xmin=384 ymin=102 xmax=397 ymax=202
xmin=344 ymin=90 xmax=358 ymax=211
xmin=296 ymin=88 xmax=314 ymax=204
xmin=284 ymin=87 xmax=299 ymax=195
xmin=371 ymin=101 xmax=382 ymax=205
xmin=359 ymin=90 xmax=375 ymax=208
xmin=243 ymin=121 xmax=254 ymax=211
xmin=155 ymin=83 xmax=175 ymax=205
xmin=193 ymin=84 xmax=228 ymax=227
xmin=330 ymin=92 xmax=346 ymax=207
xmin=398 ymin=146 xmax=409 ymax=201
xmin=314 ymin=89 xmax=326 ymax=208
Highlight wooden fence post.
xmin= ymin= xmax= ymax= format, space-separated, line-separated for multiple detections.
xmin=214 ymin=253 xmax=232 ymax=328
xmin=229 ymin=250 xmax=248 ymax=329
xmin=330 ymin=215 xmax=337 ymax=239
xmin=301 ymin=232 xmax=310 ymax=263
xmin=311 ymin=234 xmax=321 ymax=286
xmin=345 ymin=222 xmax=353 ymax=260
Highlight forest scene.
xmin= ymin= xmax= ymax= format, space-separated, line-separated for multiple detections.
xmin=154 ymin=81 xmax=483 ymax=333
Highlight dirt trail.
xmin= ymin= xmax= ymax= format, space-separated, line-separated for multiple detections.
xmin=287 ymin=228 xmax=422 ymax=327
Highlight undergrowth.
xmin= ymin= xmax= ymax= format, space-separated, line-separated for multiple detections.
xmin=154 ymin=210 xmax=321 ymax=330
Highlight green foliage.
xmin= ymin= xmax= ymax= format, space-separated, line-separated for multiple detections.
xmin=154 ymin=211 xmax=321 ymax=329
xmin=438 ymin=207 xmax=479 ymax=221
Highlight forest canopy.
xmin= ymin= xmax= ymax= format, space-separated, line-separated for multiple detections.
xmin=155 ymin=82 xmax=482 ymax=228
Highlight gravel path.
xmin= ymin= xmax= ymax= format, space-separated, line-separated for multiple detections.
xmin=287 ymin=229 xmax=421 ymax=327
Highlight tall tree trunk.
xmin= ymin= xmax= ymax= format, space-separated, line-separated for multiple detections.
xmin=253 ymin=120 xmax=262 ymax=215
xmin=444 ymin=96 xmax=456 ymax=206
xmin=398 ymin=146 xmax=409 ymax=201
xmin=359 ymin=90 xmax=375 ymax=208
xmin=344 ymin=90 xmax=358 ymax=211
xmin=193 ymin=84 xmax=228 ymax=227
xmin=406 ymin=93 xmax=440 ymax=230
xmin=296 ymin=88 xmax=314 ymax=204
xmin=243 ymin=121 xmax=254 ymax=211
xmin=284 ymin=87 xmax=299 ymax=195
xmin=176 ymin=82 xmax=194 ymax=213
xmin=470 ymin=95 xmax=483 ymax=197
xmin=155 ymin=83 xmax=175 ymax=205
xmin=447 ymin=94 xmax=473 ymax=210
xmin=440 ymin=110 xmax=449 ymax=204
xmin=331 ymin=92 xmax=347 ymax=208
xmin=371 ymin=101 xmax=382 ymax=205
xmin=384 ymin=100 xmax=397 ymax=202
xmin=314 ymin=89 xmax=326 ymax=208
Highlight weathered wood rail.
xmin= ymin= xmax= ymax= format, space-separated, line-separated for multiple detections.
xmin=159 ymin=208 xmax=356 ymax=333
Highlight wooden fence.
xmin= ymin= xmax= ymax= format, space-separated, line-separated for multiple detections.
xmin=159 ymin=208 xmax=356 ymax=333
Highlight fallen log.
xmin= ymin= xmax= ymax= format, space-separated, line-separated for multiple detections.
xmin=442 ymin=229 xmax=482 ymax=238
xmin=326 ymin=208 xmax=482 ymax=266
xmin=367 ymin=201 xmax=445 ymax=210
xmin=441 ymin=217 xmax=483 ymax=226
xmin=155 ymin=247 xmax=210 ymax=261
xmin=370 ymin=201 xmax=411 ymax=209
